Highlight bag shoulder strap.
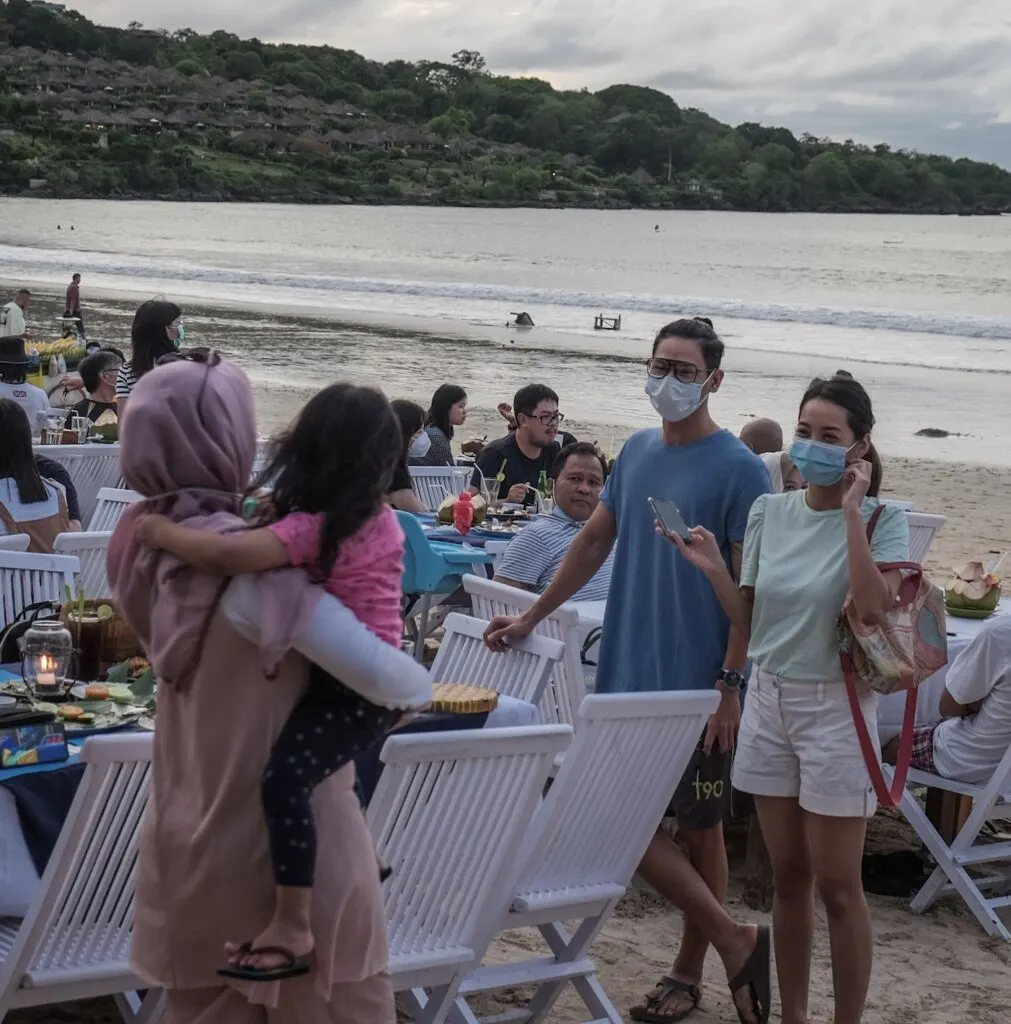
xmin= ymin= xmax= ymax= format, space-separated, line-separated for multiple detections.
xmin=843 ymin=651 xmax=915 ymax=808
xmin=865 ymin=503 xmax=885 ymax=542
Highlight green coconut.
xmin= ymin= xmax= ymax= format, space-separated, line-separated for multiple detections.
xmin=945 ymin=561 xmax=1001 ymax=612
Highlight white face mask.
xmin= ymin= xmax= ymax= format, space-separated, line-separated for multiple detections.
xmin=645 ymin=373 xmax=712 ymax=423
xmin=409 ymin=431 xmax=432 ymax=459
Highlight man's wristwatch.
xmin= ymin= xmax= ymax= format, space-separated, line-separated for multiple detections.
xmin=717 ymin=669 xmax=746 ymax=693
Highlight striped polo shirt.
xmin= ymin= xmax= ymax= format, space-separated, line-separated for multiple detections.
xmin=495 ymin=506 xmax=614 ymax=602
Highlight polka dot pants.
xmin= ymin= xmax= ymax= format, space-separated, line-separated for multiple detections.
xmin=262 ymin=666 xmax=402 ymax=888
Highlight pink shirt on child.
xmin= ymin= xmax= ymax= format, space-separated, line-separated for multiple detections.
xmin=269 ymin=505 xmax=404 ymax=647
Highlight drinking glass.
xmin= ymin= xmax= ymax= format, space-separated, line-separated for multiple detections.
xmin=43 ymin=412 xmax=64 ymax=446
xmin=71 ymin=415 xmax=90 ymax=444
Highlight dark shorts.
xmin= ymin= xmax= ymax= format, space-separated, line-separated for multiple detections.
xmin=665 ymin=731 xmax=734 ymax=831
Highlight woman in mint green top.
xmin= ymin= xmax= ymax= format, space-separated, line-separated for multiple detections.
xmin=667 ymin=372 xmax=908 ymax=1024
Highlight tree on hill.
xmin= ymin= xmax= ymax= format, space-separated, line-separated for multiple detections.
xmin=0 ymin=0 xmax=1009 ymax=212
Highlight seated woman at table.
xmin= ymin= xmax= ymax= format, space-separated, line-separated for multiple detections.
xmin=113 ymin=357 xmax=429 ymax=1021
xmin=137 ymin=379 xmax=428 ymax=984
xmin=386 ymin=399 xmax=427 ymax=515
xmin=883 ymin=613 xmax=1011 ymax=784
xmin=0 ymin=400 xmax=77 ymax=551
xmin=412 ymin=383 xmax=468 ymax=467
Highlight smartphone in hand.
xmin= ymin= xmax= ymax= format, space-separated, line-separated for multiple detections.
xmin=648 ymin=497 xmax=692 ymax=544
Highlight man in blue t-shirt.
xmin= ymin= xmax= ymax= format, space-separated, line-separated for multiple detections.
xmin=486 ymin=317 xmax=772 ymax=1024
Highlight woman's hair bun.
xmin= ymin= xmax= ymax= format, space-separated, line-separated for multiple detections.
xmin=834 ymin=369 xmax=854 ymax=380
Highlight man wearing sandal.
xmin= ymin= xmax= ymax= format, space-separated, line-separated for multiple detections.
xmin=486 ymin=318 xmax=772 ymax=1024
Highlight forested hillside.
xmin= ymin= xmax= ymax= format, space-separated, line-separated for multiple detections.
xmin=2 ymin=0 xmax=1009 ymax=211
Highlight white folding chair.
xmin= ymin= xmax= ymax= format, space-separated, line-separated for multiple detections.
xmin=906 ymin=512 xmax=947 ymax=565
xmin=38 ymin=445 xmax=122 ymax=526
xmin=54 ymin=532 xmax=113 ymax=599
xmin=430 ymin=613 xmax=564 ymax=709
xmin=409 ymin=467 xmax=471 ymax=512
xmin=0 ymin=536 xmax=30 ymax=552
xmin=0 ymin=733 xmax=163 ymax=1023
xmin=0 ymin=552 xmax=79 ymax=630
xmin=368 ymin=724 xmax=572 ymax=1024
xmin=464 ymin=576 xmax=587 ymax=729
xmin=451 ymin=691 xmax=720 ymax=1024
xmin=482 ymin=541 xmax=511 ymax=572
xmin=885 ymin=747 xmax=1011 ymax=939
xmin=89 ymin=488 xmax=143 ymax=532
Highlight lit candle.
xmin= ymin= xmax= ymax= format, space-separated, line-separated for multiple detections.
xmin=36 ymin=654 xmax=57 ymax=693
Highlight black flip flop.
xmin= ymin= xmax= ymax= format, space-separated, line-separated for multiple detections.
xmin=629 ymin=976 xmax=701 ymax=1023
xmin=217 ymin=943 xmax=312 ymax=983
xmin=727 ymin=925 xmax=771 ymax=1024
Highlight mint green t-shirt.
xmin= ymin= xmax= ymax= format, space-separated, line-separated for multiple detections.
xmin=740 ymin=492 xmax=910 ymax=682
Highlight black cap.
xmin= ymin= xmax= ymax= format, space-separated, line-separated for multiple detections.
xmin=0 ymin=338 xmax=27 ymax=367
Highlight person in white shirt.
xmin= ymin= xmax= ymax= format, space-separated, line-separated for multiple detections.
xmin=0 ymin=338 xmax=51 ymax=431
xmin=0 ymin=289 xmax=30 ymax=340
xmin=884 ymin=614 xmax=1011 ymax=784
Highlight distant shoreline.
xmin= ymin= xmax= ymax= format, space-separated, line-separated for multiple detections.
xmin=3 ymin=192 xmax=1005 ymax=216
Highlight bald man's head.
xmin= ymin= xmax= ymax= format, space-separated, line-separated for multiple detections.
xmin=740 ymin=418 xmax=783 ymax=455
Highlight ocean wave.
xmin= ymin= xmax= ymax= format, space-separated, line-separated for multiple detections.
xmin=3 ymin=242 xmax=1011 ymax=342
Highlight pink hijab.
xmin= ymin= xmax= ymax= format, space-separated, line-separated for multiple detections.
xmin=108 ymin=357 xmax=319 ymax=689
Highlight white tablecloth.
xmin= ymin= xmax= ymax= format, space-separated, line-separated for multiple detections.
xmin=877 ymin=605 xmax=1007 ymax=745
xmin=485 ymin=695 xmax=539 ymax=728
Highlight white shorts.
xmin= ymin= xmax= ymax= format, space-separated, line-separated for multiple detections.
xmin=732 ymin=668 xmax=879 ymax=819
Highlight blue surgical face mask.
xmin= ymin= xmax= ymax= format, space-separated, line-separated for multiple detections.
xmin=789 ymin=438 xmax=855 ymax=487
xmin=175 ymin=323 xmax=185 ymax=346
xmin=645 ymin=373 xmax=711 ymax=423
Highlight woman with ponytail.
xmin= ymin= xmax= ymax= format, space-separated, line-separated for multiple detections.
xmin=663 ymin=371 xmax=908 ymax=1024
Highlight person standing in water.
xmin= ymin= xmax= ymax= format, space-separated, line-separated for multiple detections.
xmin=64 ymin=274 xmax=84 ymax=338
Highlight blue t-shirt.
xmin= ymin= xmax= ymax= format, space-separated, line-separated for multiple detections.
xmin=596 ymin=428 xmax=771 ymax=694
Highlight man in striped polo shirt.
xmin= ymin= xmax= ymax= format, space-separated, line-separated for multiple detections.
xmin=494 ymin=442 xmax=613 ymax=600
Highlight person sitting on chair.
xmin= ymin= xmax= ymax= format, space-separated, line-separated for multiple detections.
xmin=495 ymin=443 xmax=614 ymax=602
xmin=883 ymin=614 xmax=1011 ymax=784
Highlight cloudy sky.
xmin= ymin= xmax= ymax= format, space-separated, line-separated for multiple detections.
xmin=75 ymin=0 xmax=1011 ymax=167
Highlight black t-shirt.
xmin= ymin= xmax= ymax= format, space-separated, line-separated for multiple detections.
xmin=471 ymin=434 xmax=560 ymax=503
xmin=72 ymin=397 xmax=117 ymax=424
xmin=388 ymin=461 xmax=412 ymax=494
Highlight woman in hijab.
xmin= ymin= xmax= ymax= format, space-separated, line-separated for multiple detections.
xmin=109 ymin=352 xmax=429 ymax=1023
xmin=761 ymin=451 xmax=805 ymax=495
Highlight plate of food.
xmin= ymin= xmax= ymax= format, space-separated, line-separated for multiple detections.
xmin=40 ymin=693 xmax=144 ymax=735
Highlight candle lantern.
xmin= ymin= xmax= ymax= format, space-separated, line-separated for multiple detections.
xmin=22 ymin=621 xmax=74 ymax=698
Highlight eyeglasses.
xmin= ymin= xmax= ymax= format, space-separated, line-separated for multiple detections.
xmin=155 ymin=347 xmax=221 ymax=368
xmin=646 ymin=358 xmax=708 ymax=384
xmin=524 ymin=411 xmax=564 ymax=426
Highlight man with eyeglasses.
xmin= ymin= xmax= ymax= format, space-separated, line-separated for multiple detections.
xmin=486 ymin=318 xmax=772 ymax=1024
xmin=470 ymin=383 xmax=569 ymax=505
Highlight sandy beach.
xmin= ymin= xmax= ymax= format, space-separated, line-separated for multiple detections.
xmin=3 ymin=282 xmax=1010 ymax=1024
xmin=11 ymin=283 xmax=1009 ymax=593
xmin=11 ymin=811 xmax=1011 ymax=1024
